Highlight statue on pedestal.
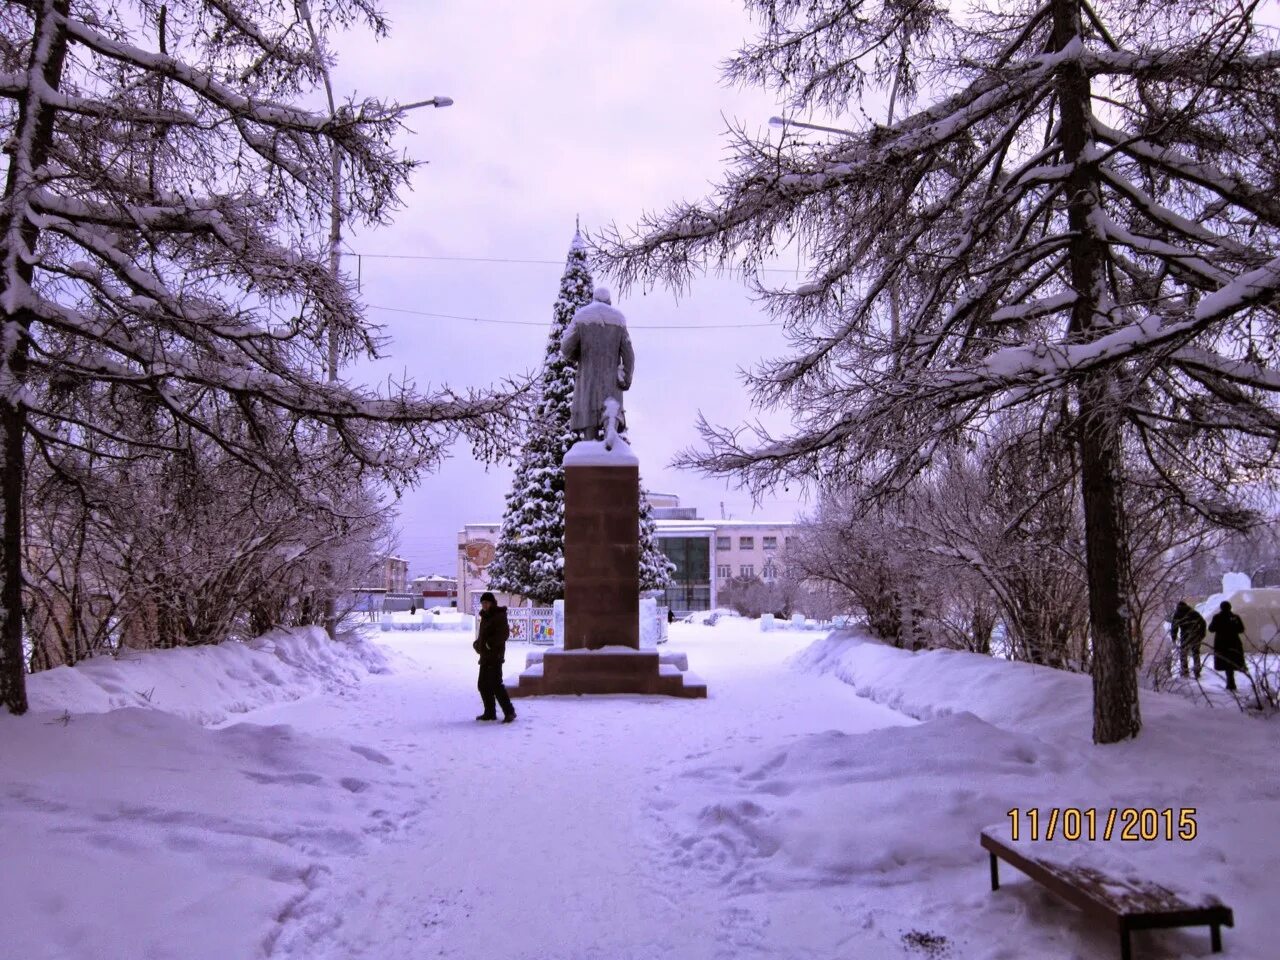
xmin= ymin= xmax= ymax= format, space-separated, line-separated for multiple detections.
xmin=561 ymin=287 xmax=634 ymax=442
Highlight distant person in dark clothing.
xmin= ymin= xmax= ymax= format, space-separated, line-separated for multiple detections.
xmin=1170 ymin=601 xmax=1206 ymax=679
xmin=667 ymin=607 xmax=676 ymax=624
xmin=1208 ymin=600 xmax=1248 ymax=692
xmin=474 ymin=592 xmax=516 ymax=723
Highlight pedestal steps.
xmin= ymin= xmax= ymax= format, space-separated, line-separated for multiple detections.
xmin=507 ymin=648 xmax=706 ymax=699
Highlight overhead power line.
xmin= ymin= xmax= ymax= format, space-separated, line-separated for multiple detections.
xmin=365 ymin=303 xmax=776 ymax=330
xmin=343 ymin=249 xmax=808 ymax=276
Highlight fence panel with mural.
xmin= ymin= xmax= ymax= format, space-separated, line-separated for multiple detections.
xmin=504 ymin=606 xmax=555 ymax=645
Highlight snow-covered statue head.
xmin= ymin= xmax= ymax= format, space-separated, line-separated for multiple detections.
xmin=561 ymin=289 xmax=635 ymax=445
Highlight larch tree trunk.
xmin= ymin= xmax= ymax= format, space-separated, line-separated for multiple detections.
xmin=1052 ymin=0 xmax=1142 ymax=743
xmin=1 ymin=0 xmax=71 ymax=715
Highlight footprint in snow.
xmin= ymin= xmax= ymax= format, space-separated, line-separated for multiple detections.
xmin=349 ymin=744 xmax=393 ymax=765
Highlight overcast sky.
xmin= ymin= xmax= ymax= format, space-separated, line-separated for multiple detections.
xmin=325 ymin=1 xmax=816 ymax=576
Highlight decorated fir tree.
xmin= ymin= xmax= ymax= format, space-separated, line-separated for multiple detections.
xmin=485 ymin=231 xmax=590 ymax=604
xmin=487 ymin=228 xmax=674 ymax=604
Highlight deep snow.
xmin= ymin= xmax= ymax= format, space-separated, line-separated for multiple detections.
xmin=1 ymin=619 xmax=1276 ymax=959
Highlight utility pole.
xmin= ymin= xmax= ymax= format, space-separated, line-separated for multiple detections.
xmin=297 ymin=0 xmax=452 ymax=636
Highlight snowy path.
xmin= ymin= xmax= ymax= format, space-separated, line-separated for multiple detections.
xmin=254 ymin=627 xmax=913 ymax=959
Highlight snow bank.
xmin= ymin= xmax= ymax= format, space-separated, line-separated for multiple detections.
xmin=789 ymin=628 xmax=1268 ymax=746
xmin=26 ymin=626 xmax=388 ymax=725
xmin=789 ymin=629 xmax=1096 ymax=743
xmin=0 ymin=706 xmax=413 ymax=960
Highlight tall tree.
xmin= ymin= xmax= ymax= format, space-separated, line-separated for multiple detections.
xmin=486 ymin=230 xmax=592 ymax=604
xmin=0 ymin=1 xmax=522 ymax=714
xmin=596 ymin=0 xmax=1280 ymax=742
xmin=487 ymin=229 xmax=673 ymax=604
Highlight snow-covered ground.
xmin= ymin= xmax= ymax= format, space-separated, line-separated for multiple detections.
xmin=2 ymin=618 xmax=1276 ymax=959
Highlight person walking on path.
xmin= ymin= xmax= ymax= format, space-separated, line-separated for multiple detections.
xmin=1208 ymin=600 xmax=1249 ymax=692
xmin=1170 ymin=600 xmax=1206 ymax=679
xmin=474 ymin=592 xmax=516 ymax=723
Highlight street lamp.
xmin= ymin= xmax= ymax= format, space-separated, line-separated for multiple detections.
xmin=322 ymin=95 xmax=452 ymax=380
xmin=768 ymin=116 xmax=857 ymax=137
xmin=297 ymin=0 xmax=453 ymax=380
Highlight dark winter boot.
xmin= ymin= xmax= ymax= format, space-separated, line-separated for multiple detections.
xmin=502 ymin=712 xmax=517 ymax=724
xmin=476 ymin=714 xmax=497 ymax=721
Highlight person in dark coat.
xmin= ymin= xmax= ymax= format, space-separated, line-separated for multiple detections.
xmin=474 ymin=592 xmax=516 ymax=723
xmin=1207 ymin=600 xmax=1248 ymax=692
xmin=1169 ymin=600 xmax=1206 ymax=679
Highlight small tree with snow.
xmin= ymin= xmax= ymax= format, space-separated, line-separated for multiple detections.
xmin=0 ymin=1 xmax=524 ymax=714
xmin=487 ymin=230 xmax=673 ymax=604
xmin=597 ymin=0 xmax=1280 ymax=743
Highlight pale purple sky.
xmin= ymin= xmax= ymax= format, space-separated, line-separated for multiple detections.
xmin=328 ymin=1 xmax=814 ymax=576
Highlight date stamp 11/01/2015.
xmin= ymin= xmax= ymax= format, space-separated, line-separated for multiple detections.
xmin=1006 ymin=807 xmax=1198 ymax=842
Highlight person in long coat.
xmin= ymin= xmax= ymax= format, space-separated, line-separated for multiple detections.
xmin=474 ymin=592 xmax=516 ymax=722
xmin=1207 ymin=600 xmax=1248 ymax=692
xmin=561 ymin=287 xmax=634 ymax=438
xmin=1169 ymin=600 xmax=1206 ymax=679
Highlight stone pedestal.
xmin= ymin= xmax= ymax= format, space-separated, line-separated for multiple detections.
xmin=563 ymin=462 xmax=639 ymax=650
xmin=506 ymin=439 xmax=705 ymax=700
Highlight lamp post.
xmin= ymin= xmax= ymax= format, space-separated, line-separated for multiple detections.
xmin=299 ymin=0 xmax=452 ymax=379
xmin=297 ymin=0 xmax=452 ymax=636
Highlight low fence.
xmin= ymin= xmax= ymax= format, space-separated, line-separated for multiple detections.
xmin=382 ymin=602 xmax=665 ymax=645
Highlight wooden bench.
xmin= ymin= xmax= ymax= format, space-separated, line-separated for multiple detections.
xmin=981 ymin=832 xmax=1233 ymax=960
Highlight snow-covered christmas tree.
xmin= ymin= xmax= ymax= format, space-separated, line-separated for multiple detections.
xmin=487 ymin=228 xmax=674 ymax=604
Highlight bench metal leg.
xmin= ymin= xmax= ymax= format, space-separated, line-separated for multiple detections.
xmin=1211 ymin=923 xmax=1222 ymax=953
xmin=989 ymin=852 xmax=999 ymax=891
xmin=1120 ymin=929 xmax=1132 ymax=960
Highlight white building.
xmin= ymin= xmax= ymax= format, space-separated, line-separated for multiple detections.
xmin=456 ymin=497 xmax=797 ymax=614
xmin=409 ymin=574 xmax=459 ymax=609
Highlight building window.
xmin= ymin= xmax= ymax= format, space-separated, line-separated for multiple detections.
xmin=785 ymin=536 xmax=795 ymax=550
xmin=660 ymin=535 xmax=713 ymax=614
xmin=762 ymin=561 xmax=778 ymax=581
xmin=717 ymin=564 xmax=731 ymax=580
xmin=739 ymin=536 xmax=754 ymax=550
xmin=740 ymin=564 xmax=754 ymax=578
xmin=763 ymin=536 xmax=777 ymax=550
xmin=716 ymin=536 xmax=731 ymax=550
